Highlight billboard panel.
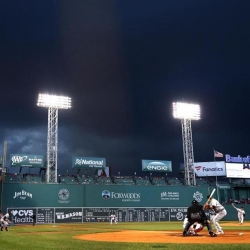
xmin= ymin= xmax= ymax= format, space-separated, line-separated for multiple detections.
xmin=193 ymin=161 xmax=226 ymax=177
xmin=10 ymin=154 xmax=44 ymax=168
xmin=3 ymin=183 xmax=84 ymax=208
xmin=55 ymin=208 xmax=83 ymax=223
xmin=226 ymin=163 xmax=250 ymax=178
xmin=72 ymin=156 xmax=106 ymax=169
xmin=10 ymin=208 xmax=36 ymax=224
xmin=142 ymin=160 xmax=172 ymax=172
xmin=84 ymin=185 xmax=208 ymax=207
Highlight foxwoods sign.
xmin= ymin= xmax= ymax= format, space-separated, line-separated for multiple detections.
xmin=102 ymin=190 xmax=140 ymax=202
xmin=225 ymin=154 xmax=250 ymax=163
xmin=72 ymin=156 xmax=106 ymax=169
xmin=142 ymin=159 xmax=172 ymax=172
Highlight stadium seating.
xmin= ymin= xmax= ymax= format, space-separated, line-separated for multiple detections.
xmin=95 ymin=176 xmax=114 ymax=185
xmin=113 ymin=176 xmax=135 ymax=185
xmin=24 ymin=174 xmax=42 ymax=183
xmin=77 ymin=175 xmax=95 ymax=185
xmin=4 ymin=173 xmax=23 ymax=183
xmin=167 ymin=177 xmax=184 ymax=186
xmin=59 ymin=175 xmax=78 ymax=184
xmin=134 ymin=177 xmax=151 ymax=185
xmin=151 ymin=177 xmax=168 ymax=186
xmin=196 ymin=178 xmax=210 ymax=187
xmin=231 ymin=179 xmax=244 ymax=187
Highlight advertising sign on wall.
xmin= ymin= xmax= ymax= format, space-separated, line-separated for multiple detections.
xmin=225 ymin=154 xmax=250 ymax=163
xmin=72 ymin=156 xmax=106 ymax=169
xmin=10 ymin=154 xmax=44 ymax=168
xmin=10 ymin=208 xmax=36 ymax=224
xmin=142 ymin=160 xmax=172 ymax=172
xmin=226 ymin=163 xmax=250 ymax=178
xmin=55 ymin=208 xmax=83 ymax=223
xmin=193 ymin=161 xmax=226 ymax=177
xmin=3 ymin=183 xmax=84 ymax=209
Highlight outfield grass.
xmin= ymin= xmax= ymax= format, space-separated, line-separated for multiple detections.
xmin=0 ymin=221 xmax=249 ymax=250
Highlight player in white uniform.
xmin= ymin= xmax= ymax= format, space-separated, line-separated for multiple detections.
xmin=183 ymin=216 xmax=203 ymax=236
xmin=1 ymin=211 xmax=11 ymax=231
xmin=206 ymin=195 xmax=227 ymax=235
xmin=232 ymin=203 xmax=245 ymax=224
xmin=110 ymin=214 xmax=117 ymax=225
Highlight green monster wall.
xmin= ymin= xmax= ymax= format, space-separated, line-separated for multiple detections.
xmin=1 ymin=183 xmax=249 ymax=223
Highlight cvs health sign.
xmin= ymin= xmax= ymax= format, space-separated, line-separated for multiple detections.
xmin=193 ymin=161 xmax=226 ymax=177
xmin=8 ymin=208 xmax=36 ymax=224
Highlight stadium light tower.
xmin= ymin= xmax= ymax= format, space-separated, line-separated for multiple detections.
xmin=37 ymin=94 xmax=71 ymax=183
xmin=172 ymin=102 xmax=201 ymax=186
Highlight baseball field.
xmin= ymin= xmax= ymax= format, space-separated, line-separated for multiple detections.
xmin=1 ymin=221 xmax=249 ymax=250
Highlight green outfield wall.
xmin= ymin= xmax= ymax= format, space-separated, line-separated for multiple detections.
xmin=1 ymin=183 xmax=249 ymax=223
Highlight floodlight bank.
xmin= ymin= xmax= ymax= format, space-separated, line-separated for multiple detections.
xmin=172 ymin=102 xmax=200 ymax=120
xmin=37 ymin=93 xmax=71 ymax=109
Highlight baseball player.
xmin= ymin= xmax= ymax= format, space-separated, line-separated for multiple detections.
xmin=205 ymin=207 xmax=220 ymax=232
xmin=183 ymin=216 xmax=203 ymax=236
xmin=183 ymin=199 xmax=217 ymax=237
xmin=1 ymin=211 xmax=11 ymax=231
xmin=205 ymin=195 xmax=227 ymax=235
xmin=231 ymin=203 xmax=245 ymax=224
xmin=208 ymin=208 xmax=216 ymax=221
xmin=110 ymin=214 xmax=117 ymax=225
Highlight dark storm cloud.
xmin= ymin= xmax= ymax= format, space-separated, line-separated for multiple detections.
xmin=1 ymin=0 xmax=250 ymax=176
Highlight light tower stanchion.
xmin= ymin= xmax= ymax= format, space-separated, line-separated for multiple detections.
xmin=47 ymin=107 xmax=59 ymax=183
xmin=181 ymin=118 xmax=196 ymax=186
xmin=37 ymin=93 xmax=71 ymax=183
xmin=173 ymin=102 xmax=200 ymax=186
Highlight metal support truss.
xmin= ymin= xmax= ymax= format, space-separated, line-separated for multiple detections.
xmin=181 ymin=119 xmax=196 ymax=186
xmin=46 ymin=107 xmax=58 ymax=183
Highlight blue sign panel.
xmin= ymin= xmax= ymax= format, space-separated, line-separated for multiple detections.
xmin=142 ymin=159 xmax=172 ymax=172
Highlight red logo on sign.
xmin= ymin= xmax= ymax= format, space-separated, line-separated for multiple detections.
xmin=195 ymin=166 xmax=201 ymax=171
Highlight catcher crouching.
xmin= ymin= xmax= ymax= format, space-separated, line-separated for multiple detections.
xmin=183 ymin=199 xmax=217 ymax=237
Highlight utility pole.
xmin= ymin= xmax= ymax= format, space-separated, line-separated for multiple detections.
xmin=1 ymin=141 xmax=7 ymax=210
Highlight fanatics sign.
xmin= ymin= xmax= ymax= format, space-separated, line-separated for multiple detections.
xmin=193 ymin=161 xmax=226 ymax=177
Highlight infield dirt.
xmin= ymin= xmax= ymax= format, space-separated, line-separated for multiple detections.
xmin=74 ymin=222 xmax=250 ymax=244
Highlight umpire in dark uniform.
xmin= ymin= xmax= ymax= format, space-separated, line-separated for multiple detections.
xmin=183 ymin=199 xmax=217 ymax=237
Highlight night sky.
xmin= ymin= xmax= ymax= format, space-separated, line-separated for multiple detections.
xmin=1 ymin=0 xmax=250 ymax=176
